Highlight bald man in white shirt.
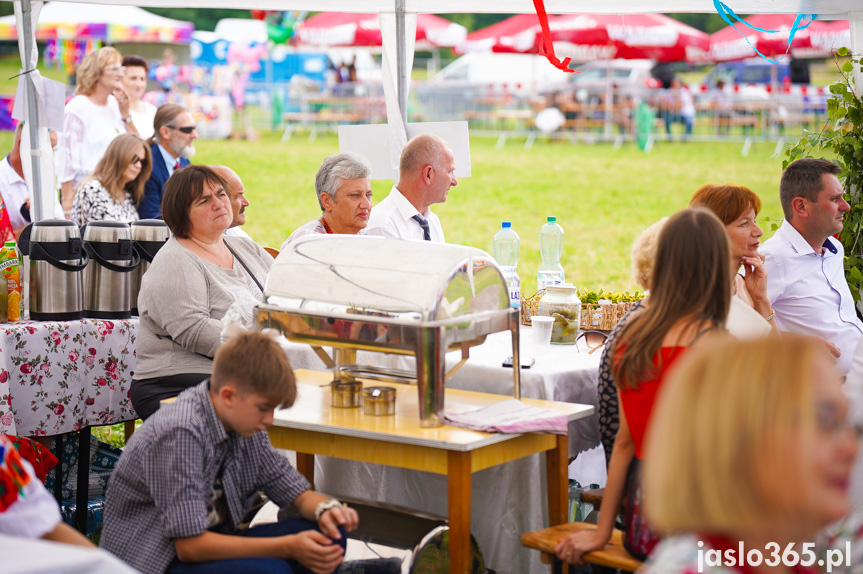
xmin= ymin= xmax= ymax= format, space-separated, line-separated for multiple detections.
xmin=212 ymin=165 xmax=252 ymax=240
xmin=365 ymin=133 xmax=457 ymax=242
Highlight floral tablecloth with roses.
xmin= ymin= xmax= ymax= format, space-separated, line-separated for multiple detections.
xmin=0 ymin=319 xmax=137 ymax=437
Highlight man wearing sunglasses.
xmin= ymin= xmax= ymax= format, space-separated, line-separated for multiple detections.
xmin=139 ymin=103 xmax=197 ymax=219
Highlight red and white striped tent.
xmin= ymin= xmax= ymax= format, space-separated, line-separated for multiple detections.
xmin=294 ymin=11 xmax=466 ymax=50
xmin=456 ymin=13 xmax=545 ymax=54
xmin=707 ymin=13 xmax=851 ymax=61
xmin=546 ymin=13 xmax=709 ymax=62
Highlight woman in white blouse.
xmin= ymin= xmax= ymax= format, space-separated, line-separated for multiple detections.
xmin=59 ymin=47 xmax=137 ymax=213
xmin=121 ymin=54 xmax=157 ymax=140
xmin=70 ymin=134 xmax=152 ymax=227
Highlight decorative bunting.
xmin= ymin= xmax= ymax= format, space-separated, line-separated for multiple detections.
xmin=532 ymin=0 xmax=575 ymax=73
xmin=713 ymin=0 xmax=815 ymax=63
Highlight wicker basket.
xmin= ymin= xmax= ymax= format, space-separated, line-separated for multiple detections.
xmin=520 ymin=290 xmax=545 ymax=325
xmin=579 ymin=302 xmax=637 ymax=331
xmin=520 ymin=290 xmax=637 ymax=332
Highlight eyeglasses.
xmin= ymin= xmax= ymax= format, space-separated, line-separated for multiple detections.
xmin=105 ymin=65 xmax=126 ymax=75
xmin=129 ymin=156 xmax=146 ymax=166
xmin=815 ymin=403 xmax=863 ymax=442
xmin=576 ymin=330 xmax=609 ymax=354
xmin=166 ymin=125 xmax=197 ymax=134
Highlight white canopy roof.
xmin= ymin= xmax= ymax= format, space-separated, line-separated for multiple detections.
xmin=1 ymin=0 xmax=858 ymax=16
xmin=0 ymin=1 xmax=193 ymax=29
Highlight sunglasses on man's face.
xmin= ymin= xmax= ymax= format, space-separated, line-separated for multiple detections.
xmin=167 ymin=125 xmax=196 ymax=134
xmin=576 ymin=330 xmax=609 ymax=354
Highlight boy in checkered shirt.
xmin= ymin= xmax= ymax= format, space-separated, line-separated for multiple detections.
xmin=101 ymin=331 xmax=358 ymax=574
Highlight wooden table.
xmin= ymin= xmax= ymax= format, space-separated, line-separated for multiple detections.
xmin=268 ymin=369 xmax=593 ymax=574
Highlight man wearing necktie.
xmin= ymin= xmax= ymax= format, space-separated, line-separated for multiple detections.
xmin=138 ymin=103 xmax=197 ymax=219
xmin=365 ymin=133 xmax=457 ymax=243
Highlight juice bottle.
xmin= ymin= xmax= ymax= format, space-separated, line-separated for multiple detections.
xmin=0 ymin=244 xmax=7 ymax=323
xmin=1 ymin=241 xmax=22 ymax=322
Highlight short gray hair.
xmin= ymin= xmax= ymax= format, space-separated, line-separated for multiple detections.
xmin=315 ymin=153 xmax=372 ymax=210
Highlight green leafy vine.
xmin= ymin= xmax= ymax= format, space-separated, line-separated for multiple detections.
xmin=784 ymin=47 xmax=863 ymax=301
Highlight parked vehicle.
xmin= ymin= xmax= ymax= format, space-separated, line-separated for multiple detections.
xmin=702 ymin=58 xmax=810 ymax=87
xmin=431 ymin=52 xmax=568 ymax=89
xmin=564 ymin=59 xmax=659 ymax=96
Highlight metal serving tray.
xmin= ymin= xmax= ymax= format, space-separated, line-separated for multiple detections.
xmin=256 ymin=235 xmax=521 ymax=427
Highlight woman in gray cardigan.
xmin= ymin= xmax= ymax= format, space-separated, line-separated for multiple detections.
xmin=130 ymin=165 xmax=273 ymax=419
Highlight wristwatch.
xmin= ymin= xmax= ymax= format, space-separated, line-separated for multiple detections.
xmin=314 ymin=498 xmax=345 ymax=521
xmin=122 ymin=116 xmax=132 ymax=124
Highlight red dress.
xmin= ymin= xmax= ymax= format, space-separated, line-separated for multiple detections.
xmin=616 ymin=346 xmax=689 ymax=560
xmin=619 ymin=346 xmax=688 ymax=459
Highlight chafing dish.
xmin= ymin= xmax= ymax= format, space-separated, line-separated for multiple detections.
xmin=255 ymin=235 xmax=520 ymax=427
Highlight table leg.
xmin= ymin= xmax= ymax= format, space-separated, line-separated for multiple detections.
xmin=76 ymin=427 xmax=90 ymax=534
xmin=546 ymin=435 xmax=568 ymax=526
xmin=447 ymin=450 xmax=471 ymax=574
xmin=296 ymin=453 xmax=315 ymax=489
xmin=52 ymin=435 xmax=63 ymax=506
xmin=124 ymin=420 xmax=136 ymax=442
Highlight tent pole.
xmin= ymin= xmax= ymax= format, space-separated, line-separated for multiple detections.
xmin=395 ymin=0 xmax=408 ymax=129
xmin=20 ymin=0 xmax=44 ymax=222
xmin=851 ymin=11 xmax=863 ymax=100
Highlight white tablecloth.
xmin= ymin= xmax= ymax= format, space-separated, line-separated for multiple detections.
xmin=283 ymin=327 xmax=602 ymax=574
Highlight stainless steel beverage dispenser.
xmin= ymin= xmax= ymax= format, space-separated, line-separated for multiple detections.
xmin=82 ymin=222 xmax=140 ymax=319
xmin=28 ymin=220 xmax=88 ymax=321
xmin=130 ymin=220 xmax=171 ymax=316
xmin=255 ymin=235 xmax=520 ymax=428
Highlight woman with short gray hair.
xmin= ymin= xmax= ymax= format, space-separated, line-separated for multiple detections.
xmin=282 ymin=153 xmax=373 ymax=248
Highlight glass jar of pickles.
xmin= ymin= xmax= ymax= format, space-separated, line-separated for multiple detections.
xmin=538 ymin=284 xmax=581 ymax=344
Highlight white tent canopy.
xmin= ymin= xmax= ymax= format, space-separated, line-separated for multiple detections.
xmin=0 ymin=1 xmax=194 ymax=36
xmin=7 ymin=0 xmax=863 ymax=221
xmin=3 ymin=0 xmax=858 ymax=15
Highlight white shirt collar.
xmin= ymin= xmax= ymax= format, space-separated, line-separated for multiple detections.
xmin=4 ymin=155 xmax=25 ymax=185
xmin=388 ymin=185 xmax=429 ymax=222
xmin=777 ymin=218 xmax=838 ymax=257
xmin=158 ymin=144 xmax=179 ymax=176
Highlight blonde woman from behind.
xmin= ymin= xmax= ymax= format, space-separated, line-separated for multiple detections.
xmin=641 ymin=335 xmax=858 ymax=572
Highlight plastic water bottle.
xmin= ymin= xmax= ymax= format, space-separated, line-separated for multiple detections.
xmin=493 ymin=222 xmax=521 ymax=309
xmin=537 ymin=216 xmax=565 ymax=291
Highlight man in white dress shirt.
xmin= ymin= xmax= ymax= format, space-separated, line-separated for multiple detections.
xmin=213 ymin=165 xmax=251 ymax=240
xmin=365 ymin=133 xmax=457 ymax=242
xmin=0 ymin=123 xmax=65 ymax=235
xmin=761 ymin=157 xmax=862 ymax=374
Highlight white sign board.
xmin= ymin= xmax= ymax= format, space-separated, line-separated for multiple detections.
xmin=339 ymin=121 xmax=471 ymax=181
xmin=12 ymin=75 xmax=66 ymax=132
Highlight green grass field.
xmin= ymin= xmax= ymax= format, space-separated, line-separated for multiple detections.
xmin=0 ymin=129 xmax=788 ymax=293
xmin=198 ymin=132 xmax=786 ymax=293
xmin=0 ymin=42 xmax=793 ymax=293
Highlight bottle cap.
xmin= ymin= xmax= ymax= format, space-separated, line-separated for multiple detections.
xmin=547 ymin=216 xmax=556 ymax=223
xmin=3 ymin=241 xmax=14 ymax=248
xmin=501 ymin=222 xmax=511 ymax=228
